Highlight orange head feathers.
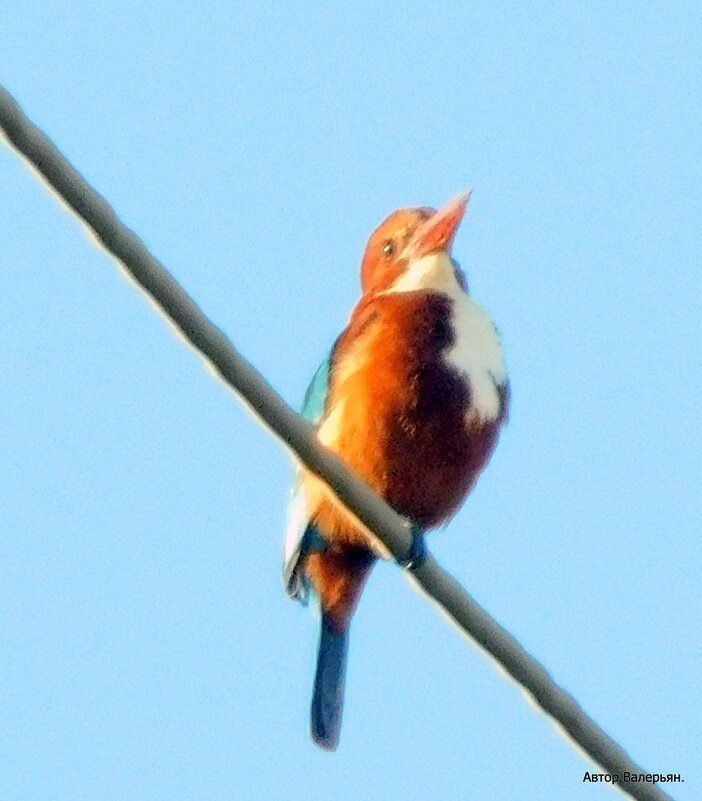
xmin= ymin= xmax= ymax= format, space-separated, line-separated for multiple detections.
xmin=360 ymin=191 xmax=471 ymax=295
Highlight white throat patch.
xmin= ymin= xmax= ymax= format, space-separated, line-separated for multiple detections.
xmin=384 ymin=252 xmax=507 ymax=423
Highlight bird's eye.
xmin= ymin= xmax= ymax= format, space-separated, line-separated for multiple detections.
xmin=382 ymin=241 xmax=395 ymax=257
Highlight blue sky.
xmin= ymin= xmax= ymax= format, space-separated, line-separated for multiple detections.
xmin=1 ymin=2 xmax=699 ymax=800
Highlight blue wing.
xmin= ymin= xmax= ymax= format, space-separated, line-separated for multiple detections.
xmin=300 ymin=356 xmax=331 ymax=425
xmin=283 ymin=355 xmax=332 ymax=603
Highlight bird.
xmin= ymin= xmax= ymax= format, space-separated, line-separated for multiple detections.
xmin=283 ymin=191 xmax=509 ymax=751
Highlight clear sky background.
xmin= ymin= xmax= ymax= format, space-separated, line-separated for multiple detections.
xmin=1 ymin=3 xmax=699 ymax=800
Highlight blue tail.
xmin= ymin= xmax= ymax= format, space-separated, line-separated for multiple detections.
xmin=310 ymin=612 xmax=349 ymax=751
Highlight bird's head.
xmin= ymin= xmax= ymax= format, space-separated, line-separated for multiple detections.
xmin=360 ymin=191 xmax=471 ymax=296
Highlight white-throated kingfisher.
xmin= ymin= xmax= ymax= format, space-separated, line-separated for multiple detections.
xmin=283 ymin=191 xmax=509 ymax=750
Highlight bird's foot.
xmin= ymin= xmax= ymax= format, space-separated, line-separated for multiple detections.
xmin=397 ymin=521 xmax=427 ymax=572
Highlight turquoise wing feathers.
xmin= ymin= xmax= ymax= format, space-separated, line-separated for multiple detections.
xmin=283 ymin=356 xmax=332 ymax=602
xmin=300 ymin=357 xmax=330 ymax=425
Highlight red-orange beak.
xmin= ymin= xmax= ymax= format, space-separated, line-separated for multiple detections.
xmin=406 ymin=190 xmax=472 ymax=259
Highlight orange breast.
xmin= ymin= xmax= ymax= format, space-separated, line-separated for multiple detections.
xmin=302 ymin=290 xmax=505 ymax=549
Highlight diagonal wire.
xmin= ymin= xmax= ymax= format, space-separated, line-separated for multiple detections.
xmin=0 ymin=84 xmax=675 ymax=801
